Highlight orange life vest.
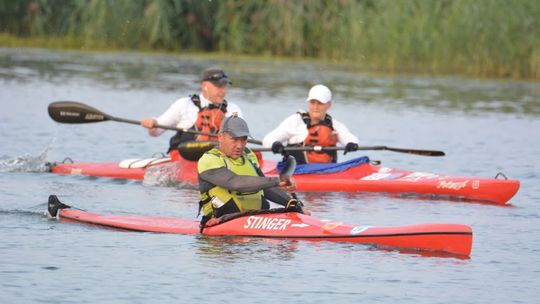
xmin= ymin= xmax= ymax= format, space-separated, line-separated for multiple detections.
xmin=193 ymin=95 xmax=227 ymax=141
xmin=167 ymin=95 xmax=227 ymax=153
xmin=301 ymin=112 xmax=338 ymax=163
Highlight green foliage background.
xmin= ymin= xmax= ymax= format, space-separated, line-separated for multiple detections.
xmin=1 ymin=0 xmax=539 ymax=79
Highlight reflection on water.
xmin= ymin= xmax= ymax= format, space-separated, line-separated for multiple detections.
xmin=195 ymin=236 xmax=300 ymax=262
xmin=368 ymin=244 xmax=471 ymax=260
xmin=1 ymin=48 xmax=538 ymax=115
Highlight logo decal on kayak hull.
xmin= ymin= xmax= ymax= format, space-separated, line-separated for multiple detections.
xmin=243 ymin=216 xmax=291 ymax=231
xmin=350 ymin=226 xmax=374 ymax=235
xmin=437 ymin=180 xmax=469 ymax=190
xmin=70 ymin=169 xmax=82 ymax=175
xmin=361 ymin=173 xmax=402 ymax=181
xmin=402 ymin=172 xmax=440 ymax=182
xmin=322 ymin=222 xmax=342 ymax=231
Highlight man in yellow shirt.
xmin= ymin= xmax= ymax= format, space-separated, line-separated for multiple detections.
xmin=197 ymin=114 xmax=309 ymax=227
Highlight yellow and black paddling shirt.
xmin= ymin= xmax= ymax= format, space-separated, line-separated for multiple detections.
xmin=198 ymin=148 xmax=264 ymax=218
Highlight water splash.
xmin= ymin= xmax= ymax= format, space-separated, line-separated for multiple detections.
xmin=0 ymin=148 xmax=51 ymax=173
xmin=142 ymin=162 xmax=179 ymax=187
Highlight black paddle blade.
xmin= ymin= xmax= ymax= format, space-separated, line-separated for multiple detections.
xmin=385 ymin=147 xmax=446 ymax=157
xmin=355 ymin=145 xmax=445 ymax=157
xmin=48 ymin=101 xmax=110 ymax=124
xmin=279 ymin=155 xmax=297 ymax=178
xmin=177 ymin=141 xmax=217 ymax=161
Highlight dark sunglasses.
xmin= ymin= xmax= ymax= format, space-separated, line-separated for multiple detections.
xmin=203 ymin=72 xmax=228 ymax=81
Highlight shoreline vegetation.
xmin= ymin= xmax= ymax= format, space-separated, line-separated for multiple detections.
xmin=1 ymin=0 xmax=539 ymax=80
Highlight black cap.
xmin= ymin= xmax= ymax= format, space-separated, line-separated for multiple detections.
xmin=201 ymin=68 xmax=232 ymax=87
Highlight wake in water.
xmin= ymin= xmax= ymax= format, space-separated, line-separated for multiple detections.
xmin=0 ymin=207 xmax=47 ymax=217
xmin=142 ymin=162 xmax=180 ymax=187
xmin=142 ymin=162 xmax=198 ymax=189
xmin=0 ymin=148 xmax=51 ymax=173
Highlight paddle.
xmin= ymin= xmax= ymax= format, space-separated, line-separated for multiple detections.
xmin=176 ymin=141 xmax=444 ymax=161
xmin=47 ymin=101 xmax=263 ymax=144
xmin=279 ymin=155 xmax=297 ymax=179
xmin=177 ymin=141 xmax=218 ymax=161
xmin=254 ymin=145 xmax=445 ymax=157
xmin=279 ymin=155 xmax=301 ymax=208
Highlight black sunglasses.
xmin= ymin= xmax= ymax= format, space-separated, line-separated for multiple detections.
xmin=204 ymin=72 xmax=228 ymax=81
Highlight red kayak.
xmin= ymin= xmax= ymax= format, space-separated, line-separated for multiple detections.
xmin=48 ymin=155 xmax=519 ymax=205
xmin=49 ymin=156 xmax=199 ymax=184
xmin=47 ymin=195 xmax=473 ymax=256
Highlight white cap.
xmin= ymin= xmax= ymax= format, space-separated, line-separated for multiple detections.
xmin=306 ymin=84 xmax=332 ymax=104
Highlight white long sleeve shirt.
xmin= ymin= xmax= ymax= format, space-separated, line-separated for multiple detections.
xmin=149 ymin=94 xmax=243 ymax=137
xmin=262 ymin=112 xmax=358 ymax=147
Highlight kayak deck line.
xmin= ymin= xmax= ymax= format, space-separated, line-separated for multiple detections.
xmin=193 ymin=232 xmax=474 ymax=239
xmin=47 ymin=195 xmax=473 ymax=257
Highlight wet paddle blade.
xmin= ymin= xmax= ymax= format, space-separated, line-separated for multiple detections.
xmin=177 ymin=141 xmax=217 ymax=161
xmin=279 ymin=155 xmax=297 ymax=178
xmin=48 ymin=101 xmax=111 ymax=124
xmin=383 ymin=147 xmax=445 ymax=156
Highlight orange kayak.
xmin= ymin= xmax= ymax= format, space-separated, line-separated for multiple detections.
xmin=47 ymin=195 xmax=473 ymax=257
xmin=48 ymin=156 xmax=519 ymax=205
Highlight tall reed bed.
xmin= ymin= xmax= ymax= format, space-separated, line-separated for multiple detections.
xmin=0 ymin=0 xmax=538 ymax=79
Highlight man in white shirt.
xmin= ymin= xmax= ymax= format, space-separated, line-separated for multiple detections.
xmin=262 ymin=84 xmax=359 ymax=164
xmin=141 ymin=68 xmax=243 ymax=158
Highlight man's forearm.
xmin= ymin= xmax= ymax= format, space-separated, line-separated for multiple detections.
xmin=199 ymin=167 xmax=280 ymax=192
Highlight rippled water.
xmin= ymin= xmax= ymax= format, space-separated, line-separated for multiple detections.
xmin=1 ymin=48 xmax=540 ymax=303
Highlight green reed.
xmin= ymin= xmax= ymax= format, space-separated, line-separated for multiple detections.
xmin=0 ymin=0 xmax=538 ymax=79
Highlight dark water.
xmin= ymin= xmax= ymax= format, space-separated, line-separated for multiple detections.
xmin=1 ymin=48 xmax=539 ymax=303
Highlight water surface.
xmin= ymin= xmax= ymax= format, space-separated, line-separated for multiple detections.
xmin=1 ymin=48 xmax=539 ymax=303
